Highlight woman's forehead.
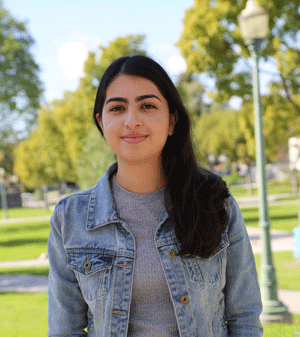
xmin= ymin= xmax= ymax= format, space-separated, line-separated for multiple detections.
xmin=106 ymin=74 xmax=162 ymax=98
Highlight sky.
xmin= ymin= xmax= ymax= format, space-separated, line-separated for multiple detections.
xmin=4 ymin=0 xmax=276 ymax=110
xmin=4 ymin=0 xmax=197 ymax=106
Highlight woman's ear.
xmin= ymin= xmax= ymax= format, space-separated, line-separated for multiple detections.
xmin=96 ymin=113 xmax=103 ymax=132
xmin=168 ymin=111 xmax=178 ymax=136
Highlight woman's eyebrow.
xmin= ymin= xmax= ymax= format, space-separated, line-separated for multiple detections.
xmin=105 ymin=97 xmax=128 ymax=105
xmin=105 ymin=94 xmax=161 ymax=106
xmin=136 ymin=94 xmax=161 ymax=102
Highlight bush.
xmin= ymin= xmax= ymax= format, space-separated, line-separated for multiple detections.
xmin=222 ymin=172 xmax=245 ymax=186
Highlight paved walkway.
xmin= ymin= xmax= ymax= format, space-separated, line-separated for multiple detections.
xmin=0 ymin=275 xmax=48 ymax=293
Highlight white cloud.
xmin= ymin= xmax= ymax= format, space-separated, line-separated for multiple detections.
xmin=167 ymin=56 xmax=187 ymax=75
xmin=58 ymin=42 xmax=88 ymax=78
xmin=72 ymin=29 xmax=90 ymax=43
xmin=71 ymin=29 xmax=102 ymax=48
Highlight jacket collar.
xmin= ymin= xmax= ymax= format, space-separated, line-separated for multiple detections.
xmin=86 ymin=162 xmax=120 ymax=231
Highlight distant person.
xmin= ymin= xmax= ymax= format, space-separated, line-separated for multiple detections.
xmin=47 ymin=55 xmax=263 ymax=336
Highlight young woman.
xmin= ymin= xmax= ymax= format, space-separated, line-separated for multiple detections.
xmin=48 ymin=55 xmax=263 ymax=336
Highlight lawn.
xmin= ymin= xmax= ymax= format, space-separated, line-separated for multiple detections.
xmin=0 ymin=207 xmax=53 ymax=219
xmin=263 ymin=314 xmax=300 ymax=336
xmin=0 ymin=221 xmax=50 ymax=261
xmin=229 ymin=184 xmax=294 ymax=199
xmin=254 ymin=251 xmax=300 ymax=291
xmin=0 ymin=266 xmax=49 ymax=276
xmin=0 ymin=292 xmax=48 ymax=336
xmin=0 ymin=292 xmax=299 ymax=336
xmin=241 ymin=203 xmax=299 ymax=232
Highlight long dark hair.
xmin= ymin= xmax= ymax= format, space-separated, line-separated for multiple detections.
xmin=93 ymin=55 xmax=230 ymax=258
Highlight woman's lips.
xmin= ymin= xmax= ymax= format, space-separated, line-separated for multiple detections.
xmin=122 ymin=136 xmax=147 ymax=144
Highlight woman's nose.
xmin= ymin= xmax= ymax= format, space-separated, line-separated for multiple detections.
xmin=124 ymin=108 xmax=142 ymax=128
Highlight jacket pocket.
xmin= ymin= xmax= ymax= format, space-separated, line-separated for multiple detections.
xmin=185 ymin=233 xmax=229 ymax=283
xmin=67 ymin=250 xmax=114 ymax=301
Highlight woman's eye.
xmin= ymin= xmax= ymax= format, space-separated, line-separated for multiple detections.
xmin=109 ymin=106 xmax=124 ymax=112
xmin=141 ymin=104 xmax=156 ymax=110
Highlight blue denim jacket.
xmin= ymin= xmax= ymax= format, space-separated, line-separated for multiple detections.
xmin=48 ymin=162 xmax=263 ymax=337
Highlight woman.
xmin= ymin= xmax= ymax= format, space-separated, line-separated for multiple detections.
xmin=48 ymin=55 xmax=263 ymax=336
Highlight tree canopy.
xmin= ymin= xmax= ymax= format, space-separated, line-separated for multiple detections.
xmin=177 ymin=0 xmax=300 ymax=111
xmin=0 ymin=1 xmax=43 ymax=142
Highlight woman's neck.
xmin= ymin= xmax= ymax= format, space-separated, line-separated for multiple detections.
xmin=115 ymin=159 xmax=166 ymax=194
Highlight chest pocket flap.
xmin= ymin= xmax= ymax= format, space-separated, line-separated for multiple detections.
xmin=67 ymin=251 xmax=114 ymax=300
xmin=67 ymin=251 xmax=114 ymax=276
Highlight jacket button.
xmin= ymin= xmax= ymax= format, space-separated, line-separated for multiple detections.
xmin=168 ymin=249 xmax=176 ymax=258
xmin=180 ymin=295 xmax=189 ymax=304
xmin=84 ymin=256 xmax=91 ymax=270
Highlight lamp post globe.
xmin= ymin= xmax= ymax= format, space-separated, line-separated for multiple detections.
xmin=238 ymin=0 xmax=269 ymax=42
xmin=238 ymin=0 xmax=292 ymax=323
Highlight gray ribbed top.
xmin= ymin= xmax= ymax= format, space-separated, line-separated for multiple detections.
xmin=110 ymin=173 xmax=179 ymax=337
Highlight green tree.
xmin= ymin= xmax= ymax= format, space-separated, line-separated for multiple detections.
xmin=14 ymin=99 xmax=75 ymax=189
xmin=194 ymin=109 xmax=245 ymax=164
xmin=76 ymin=129 xmax=115 ymax=190
xmin=176 ymin=73 xmax=207 ymax=117
xmin=177 ymin=0 xmax=300 ymax=112
xmin=0 ymin=1 xmax=43 ymax=140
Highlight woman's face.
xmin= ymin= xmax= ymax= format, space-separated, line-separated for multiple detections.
xmin=96 ymin=74 xmax=177 ymax=166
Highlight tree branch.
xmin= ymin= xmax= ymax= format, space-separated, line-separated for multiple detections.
xmin=280 ymin=74 xmax=300 ymax=115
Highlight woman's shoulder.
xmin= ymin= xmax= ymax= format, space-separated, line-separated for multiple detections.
xmin=57 ymin=186 xmax=95 ymax=204
xmin=56 ymin=185 xmax=95 ymax=209
xmin=51 ymin=185 xmax=96 ymax=225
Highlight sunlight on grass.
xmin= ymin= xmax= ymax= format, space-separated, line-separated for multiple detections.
xmin=0 ymin=266 xmax=49 ymax=276
xmin=241 ymin=204 xmax=298 ymax=232
xmin=255 ymin=251 xmax=300 ymax=291
xmin=0 ymin=221 xmax=50 ymax=261
xmin=229 ymin=184 xmax=294 ymax=199
xmin=263 ymin=314 xmax=300 ymax=336
xmin=0 ymin=207 xmax=53 ymax=219
xmin=0 ymin=293 xmax=48 ymax=336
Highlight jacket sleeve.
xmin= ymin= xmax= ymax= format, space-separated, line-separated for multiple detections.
xmin=225 ymin=195 xmax=263 ymax=336
xmin=47 ymin=202 xmax=88 ymax=337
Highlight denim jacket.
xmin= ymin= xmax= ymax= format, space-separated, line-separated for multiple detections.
xmin=48 ymin=162 xmax=263 ymax=337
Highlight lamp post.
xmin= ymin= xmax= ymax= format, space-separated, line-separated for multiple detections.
xmin=0 ymin=167 xmax=8 ymax=219
xmin=238 ymin=0 xmax=292 ymax=323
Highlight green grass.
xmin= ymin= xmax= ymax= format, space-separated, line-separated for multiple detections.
xmin=262 ymin=314 xmax=300 ymax=336
xmin=230 ymin=185 xmax=294 ymax=199
xmin=241 ymin=203 xmax=299 ymax=232
xmin=0 ymin=221 xmax=50 ymax=261
xmin=0 ymin=207 xmax=53 ymax=219
xmin=0 ymin=292 xmax=299 ymax=336
xmin=0 ymin=292 xmax=48 ymax=336
xmin=254 ymin=251 xmax=300 ymax=292
xmin=0 ymin=266 xmax=49 ymax=276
